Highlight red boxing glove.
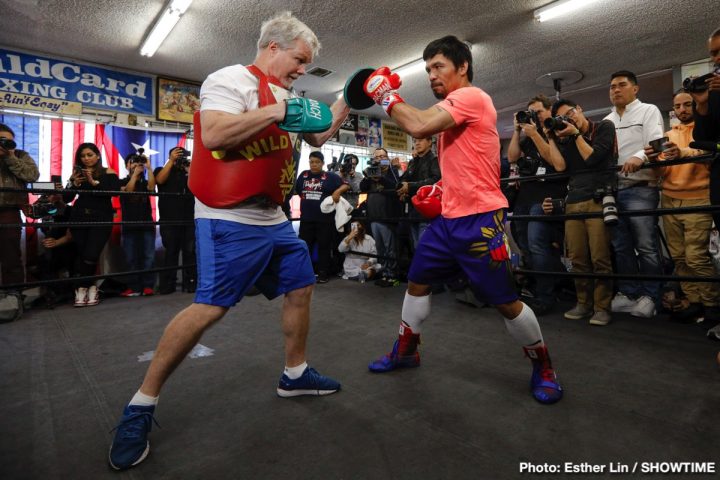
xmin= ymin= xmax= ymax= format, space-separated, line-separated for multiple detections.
xmin=412 ymin=181 xmax=443 ymax=220
xmin=364 ymin=67 xmax=403 ymax=113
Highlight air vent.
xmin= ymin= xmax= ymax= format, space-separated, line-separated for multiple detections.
xmin=307 ymin=66 xmax=334 ymax=78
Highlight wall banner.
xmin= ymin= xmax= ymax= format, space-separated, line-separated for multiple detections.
xmin=0 ymin=49 xmax=154 ymax=115
xmin=381 ymin=121 xmax=409 ymax=151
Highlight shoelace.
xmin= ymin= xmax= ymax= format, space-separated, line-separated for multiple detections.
xmin=110 ymin=411 xmax=160 ymax=440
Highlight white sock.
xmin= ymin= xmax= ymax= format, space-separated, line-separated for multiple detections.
xmin=284 ymin=361 xmax=308 ymax=380
xmin=129 ymin=390 xmax=159 ymax=407
xmin=503 ymin=302 xmax=544 ymax=347
xmin=401 ymin=292 xmax=431 ymax=334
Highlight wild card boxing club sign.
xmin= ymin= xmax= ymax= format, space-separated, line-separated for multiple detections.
xmin=0 ymin=48 xmax=154 ymax=115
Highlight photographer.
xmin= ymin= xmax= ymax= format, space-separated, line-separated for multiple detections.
xmin=690 ymin=27 xmax=720 ymax=230
xmin=119 ymin=152 xmax=157 ymax=297
xmin=66 ymin=142 xmax=119 ymax=307
xmin=397 ymin=136 xmax=440 ymax=249
xmin=543 ymin=99 xmax=617 ymax=326
xmin=335 ymin=153 xmax=362 ymax=209
xmin=360 ymin=147 xmax=402 ymax=286
xmin=0 ymin=123 xmax=39 ymax=318
xmin=154 ymin=146 xmax=196 ymax=294
xmin=507 ymin=95 xmax=567 ymax=313
xmin=337 ymin=220 xmax=381 ymax=282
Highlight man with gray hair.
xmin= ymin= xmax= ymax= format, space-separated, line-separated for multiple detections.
xmin=109 ymin=11 xmax=350 ymax=471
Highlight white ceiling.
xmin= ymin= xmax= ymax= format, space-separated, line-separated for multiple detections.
xmin=0 ymin=0 xmax=716 ymax=137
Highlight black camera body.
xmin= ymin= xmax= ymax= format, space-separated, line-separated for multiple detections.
xmin=28 ymin=195 xmax=62 ymax=219
xmin=516 ymin=110 xmax=539 ymax=125
xmin=682 ymin=66 xmax=720 ymax=93
xmin=176 ymin=148 xmax=191 ymax=169
xmin=517 ymin=155 xmax=541 ymax=177
xmin=0 ymin=137 xmax=17 ymax=150
xmin=544 ymin=115 xmax=571 ymax=131
xmin=550 ymin=198 xmax=565 ymax=215
xmin=365 ymin=165 xmax=382 ymax=178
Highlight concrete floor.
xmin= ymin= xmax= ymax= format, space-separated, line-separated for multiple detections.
xmin=1 ymin=280 xmax=719 ymax=480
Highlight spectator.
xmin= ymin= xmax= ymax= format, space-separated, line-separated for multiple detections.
xmin=605 ymin=70 xmax=665 ymax=318
xmin=337 ymin=153 xmax=362 ymax=209
xmin=689 ymin=27 xmax=720 ymax=341
xmin=690 ymin=27 xmax=720 ymax=229
xmin=360 ymin=147 xmax=402 ymax=286
xmin=294 ymin=151 xmax=348 ymax=283
xmin=337 ymin=221 xmax=381 ymax=282
xmin=119 ymin=152 xmax=157 ymax=297
xmin=38 ymin=192 xmax=76 ymax=305
xmin=66 ymin=142 xmax=120 ymax=307
xmin=647 ymin=91 xmax=719 ymax=323
xmin=0 ymin=123 xmax=39 ymax=319
xmin=543 ymin=99 xmax=617 ymax=326
xmin=0 ymin=125 xmax=40 ymax=283
xmin=508 ymin=95 xmax=568 ymax=313
xmin=154 ymin=146 xmax=196 ymax=295
xmin=397 ymin=136 xmax=440 ymax=249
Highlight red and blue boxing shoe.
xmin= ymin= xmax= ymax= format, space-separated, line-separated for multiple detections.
xmin=368 ymin=338 xmax=420 ymax=373
xmin=524 ymin=345 xmax=563 ymax=404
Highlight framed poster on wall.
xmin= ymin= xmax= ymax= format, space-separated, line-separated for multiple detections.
xmin=157 ymin=77 xmax=201 ymax=123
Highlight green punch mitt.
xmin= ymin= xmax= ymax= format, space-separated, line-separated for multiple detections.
xmin=279 ymin=97 xmax=332 ymax=133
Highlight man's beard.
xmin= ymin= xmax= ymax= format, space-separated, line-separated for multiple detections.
xmin=432 ymin=91 xmax=446 ymax=100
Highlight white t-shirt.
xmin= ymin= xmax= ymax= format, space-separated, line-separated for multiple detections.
xmin=196 ymin=64 xmax=299 ymax=225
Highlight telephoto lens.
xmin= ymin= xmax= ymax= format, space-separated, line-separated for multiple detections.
xmin=543 ymin=115 xmax=570 ymax=131
xmin=602 ymin=194 xmax=619 ymax=226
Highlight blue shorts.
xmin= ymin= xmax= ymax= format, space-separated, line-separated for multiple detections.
xmin=194 ymin=219 xmax=315 ymax=308
xmin=407 ymin=210 xmax=518 ymax=305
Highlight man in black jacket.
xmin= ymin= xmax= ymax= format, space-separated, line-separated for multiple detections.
xmin=154 ymin=146 xmax=196 ymax=294
xmin=360 ymin=147 xmax=402 ymax=286
xmin=690 ymin=27 xmax=720 ymax=228
xmin=397 ymin=137 xmax=440 ymax=249
xmin=690 ymin=27 xmax=720 ymax=341
xmin=542 ymin=99 xmax=617 ymax=326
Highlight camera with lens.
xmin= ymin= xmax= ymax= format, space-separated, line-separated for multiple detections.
xmin=682 ymin=66 xmax=720 ymax=93
xmin=550 ymin=198 xmax=565 ymax=215
xmin=0 ymin=137 xmax=17 ymax=150
xmin=175 ymin=148 xmax=191 ymax=168
xmin=27 ymin=195 xmax=62 ymax=220
xmin=594 ymin=185 xmax=618 ymax=226
xmin=515 ymin=110 xmax=539 ymax=126
xmin=365 ymin=166 xmax=381 ymax=178
xmin=543 ymin=115 xmax=571 ymax=131
xmin=517 ymin=155 xmax=541 ymax=177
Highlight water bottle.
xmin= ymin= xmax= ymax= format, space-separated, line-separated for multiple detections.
xmin=358 ymin=270 xmax=367 ymax=284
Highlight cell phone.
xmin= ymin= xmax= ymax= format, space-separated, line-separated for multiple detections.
xmin=51 ymin=175 xmax=62 ymax=183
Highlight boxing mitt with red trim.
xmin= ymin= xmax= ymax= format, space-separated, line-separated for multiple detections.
xmin=412 ymin=181 xmax=443 ymax=220
xmin=363 ymin=67 xmax=405 ymax=115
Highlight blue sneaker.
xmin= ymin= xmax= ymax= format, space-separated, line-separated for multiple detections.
xmin=368 ymin=340 xmax=420 ymax=373
xmin=277 ymin=367 xmax=341 ymax=397
xmin=108 ymin=404 xmax=159 ymax=470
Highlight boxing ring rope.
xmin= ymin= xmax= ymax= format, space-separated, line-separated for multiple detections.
xmin=1 ymin=151 xmax=719 ymax=291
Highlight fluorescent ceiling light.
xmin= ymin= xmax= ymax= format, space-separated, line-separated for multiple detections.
xmin=140 ymin=0 xmax=193 ymax=57
xmin=394 ymin=59 xmax=427 ymax=77
xmin=534 ymin=0 xmax=599 ymax=22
